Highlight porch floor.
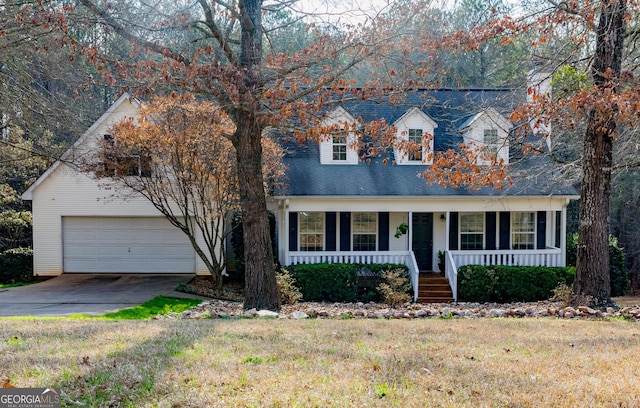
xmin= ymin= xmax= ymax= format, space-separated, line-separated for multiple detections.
xmin=417 ymin=272 xmax=454 ymax=303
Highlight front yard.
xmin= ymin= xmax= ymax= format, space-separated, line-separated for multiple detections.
xmin=1 ymin=318 xmax=638 ymax=407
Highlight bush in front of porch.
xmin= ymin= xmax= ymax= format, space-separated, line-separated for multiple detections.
xmin=458 ymin=265 xmax=576 ymax=303
xmin=287 ymin=263 xmax=409 ymax=302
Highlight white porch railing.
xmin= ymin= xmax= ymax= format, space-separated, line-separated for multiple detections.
xmin=287 ymin=251 xmax=413 ymax=266
xmin=287 ymin=251 xmax=421 ymax=302
xmin=444 ymin=248 xmax=563 ymax=302
xmin=444 ymin=251 xmax=458 ymax=302
xmin=450 ymin=248 xmax=563 ymax=269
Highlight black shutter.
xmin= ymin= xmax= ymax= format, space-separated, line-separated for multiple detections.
xmin=537 ymin=211 xmax=546 ymax=249
xmin=326 ymin=212 xmax=337 ymax=251
xmin=340 ymin=212 xmax=351 ymax=251
xmin=499 ymin=212 xmax=510 ymax=250
xmin=378 ymin=212 xmax=389 ymax=251
xmin=449 ymin=212 xmax=459 ymax=250
xmin=289 ymin=212 xmax=298 ymax=251
xmin=486 ymin=212 xmax=497 ymax=250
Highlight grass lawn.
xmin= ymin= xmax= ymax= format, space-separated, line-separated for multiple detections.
xmin=0 ymin=318 xmax=638 ymax=407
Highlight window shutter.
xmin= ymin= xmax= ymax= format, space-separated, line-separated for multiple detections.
xmin=537 ymin=211 xmax=546 ymax=249
xmin=340 ymin=212 xmax=351 ymax=251
xmin=486 ymin=212 xmax=497 ymax=250
xmin=289 ymin=212 xmax=298 ymax=251
xmin=378 ymin=212 xmax=389 ymax=251
xmin=499 ymin=212 xmax=510 ymax=249
xmin=449 ymin=212 xmax=459 ymax=250
xmin=326 ymin=212 xmax=337 ymax=251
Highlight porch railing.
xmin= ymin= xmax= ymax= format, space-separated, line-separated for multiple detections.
xmin=444 ymin=251 xmax=458 ymax=302
xmin=287 ymin=251 xmax=413 ymax=266
xmin=444 ymin=247 xmax=563 ymax=302
xmin=450 ymin=248 xmax=562 ymax=269
xmin=287 ymin=250 xmax=421 ymax=302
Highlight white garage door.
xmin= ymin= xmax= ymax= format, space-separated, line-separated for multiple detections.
xmin=62 ymin=217 xmax=195 ymax=273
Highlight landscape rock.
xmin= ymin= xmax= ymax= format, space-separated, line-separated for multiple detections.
xmin=158 ymin=294 xmax=639 ymax=321
xmin=256 ymin=310 xmax=279 ymax=318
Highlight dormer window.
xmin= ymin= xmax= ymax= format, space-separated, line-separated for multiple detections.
xmin=319 ymin=107 xmax=359 ymax=165
xmin=408 ymin=129 xmax=423 ymax=161
xmin=332 ymin=135 xmax=347 ymax=161
xmin=393 ymin=108 xmax=437 ymax=165
xmin=484 ymin=129 xmax=499 ymax=156
xmin=459 ymin=108 xmax=511 ymax=165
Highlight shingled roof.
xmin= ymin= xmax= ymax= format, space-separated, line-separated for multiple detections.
xmin=274 ymin=88 xmax=578 ymax=198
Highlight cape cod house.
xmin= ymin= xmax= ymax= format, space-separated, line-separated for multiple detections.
xmin=23 ymin=75 xmax=578 ymax=303
xmin=270 ymin=81 xmax=578 ymax=302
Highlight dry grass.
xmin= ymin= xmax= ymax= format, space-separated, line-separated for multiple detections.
xmin=613 ymin=295 xmax=640 ymax=307
xmin=1 ymin=318 xmax=639 ymax=407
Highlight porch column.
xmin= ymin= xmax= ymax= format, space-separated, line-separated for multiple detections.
xmin=284 ymin=199 xmax=290 ymax=265
xmin=445 ymin=211 xmax=450 ymax=251
xmin=561 ymin=206 xmax=567 ymax=266
xmin=408 ymin=211 xmax=413 ymax=251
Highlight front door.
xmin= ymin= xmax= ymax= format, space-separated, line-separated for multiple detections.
xmin=412 ymin=213 xmax=433 ymax=271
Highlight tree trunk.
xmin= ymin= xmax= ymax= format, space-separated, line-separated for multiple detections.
xmin=234 ymin=0 xmax=280 ymax=311
xmin=574 ymin=111 xmax=613 ymax=304
xmin=573 ymin=0 xmax=626 ymax=306
xmin=234 ymin=115 xmax=279 ymax=310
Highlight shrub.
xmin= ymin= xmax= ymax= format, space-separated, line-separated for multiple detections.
xmin=0 ymin=247 xmax=33 ymax=284
xmin=356 ymin=263 xmax=408 ymax=302
xmin=458 ymin=265 xmax=575 ymax=303
xmin=287 ymin=263 xmax=358 ymax=302
xmin=550 ymin=282 xmax=573 ymax=303
xmin=276 ymin=268 xmax=303 ymax=305
xmin=377 ymin=269 xmax=412 ymax=307
xmin=567 ymin=233 xmax=630 ymax=297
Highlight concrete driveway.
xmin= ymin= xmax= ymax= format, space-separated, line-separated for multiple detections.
xmin=0 ymin=274 xmax=205 ymax=317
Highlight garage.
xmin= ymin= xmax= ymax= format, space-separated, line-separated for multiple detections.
xmin=62 ymin=217 xmax=196 ymax=273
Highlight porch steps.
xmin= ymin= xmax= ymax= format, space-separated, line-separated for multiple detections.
xmin=417 ymin=273 xmax=454 ymax=303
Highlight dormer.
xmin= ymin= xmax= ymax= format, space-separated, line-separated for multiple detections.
xmin=319 ymin=107 xmax=359 ymax=165
xmin=458 ymin=107 xmax=511 ymax=165
xmin=393 ymin=107 xmax=438 ymax=165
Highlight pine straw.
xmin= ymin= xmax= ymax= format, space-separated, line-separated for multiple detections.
xmin=1 ymin=318 xmax=639 ymax=407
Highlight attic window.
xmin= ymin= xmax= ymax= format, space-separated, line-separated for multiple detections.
xmin=408 ymin=129 xmax=423 ymax=161
xmin=484 ymin=129 xmax=499 ymax=155
xmin=100 ymin=134 xmax=151 ymax=177
xmin=332 ymin=135 xmax=347 ymax=161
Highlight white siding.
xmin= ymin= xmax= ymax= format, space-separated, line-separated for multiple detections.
xmin=27 ymin=97 xmax=211 ymax=276
xmin=389 ymin=212 xmax=408 ymax=251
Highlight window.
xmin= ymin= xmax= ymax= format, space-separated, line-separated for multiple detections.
xmin=408 ymin=128 xmax=423 ymax=161
xmin=299 ymin=212 xmax=324 ymax=251
xmin=352 ymin=212 xmax=376 ymax=251
xmin=101 ymin=134 xmax=152 ymax=177
xmin=484 ymin=128 xmax=499 ymax=155
xmin=460 ymin=213 xmax=484 ymax=250
xmin=332 ymin=134 xmax=347 ymax=161
xmin=512 ymin=212 xmax=535 ymax=249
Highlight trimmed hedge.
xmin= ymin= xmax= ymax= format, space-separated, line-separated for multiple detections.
xmin=287 ymin=263 xmax=409 ymax=302
xmin=458 ymin=265 xmax=575 ymax=303
xmin=0 ymin=247 xmax=33 ymax=284
xmin=287 ymin=263 xmax=358 ymax=302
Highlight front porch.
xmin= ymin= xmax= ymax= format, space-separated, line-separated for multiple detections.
xmin=277 ymin=200 xmax=570 ymax=303
xmin=286 ymin=247 xmax=563 ymax=302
